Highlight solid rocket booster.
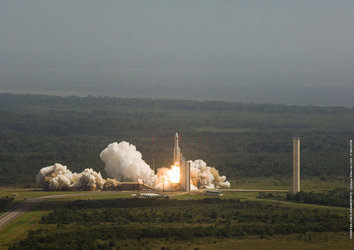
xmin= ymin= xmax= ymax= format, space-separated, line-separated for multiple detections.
xmin=173 ymin=132 xmax=181 ymax=164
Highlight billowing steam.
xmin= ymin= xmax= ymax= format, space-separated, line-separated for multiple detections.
xmin=73 ymin=168 xmax=105 ymax=191
xmin=103 ymin=178 xmax=120 ymax=191
xmin=36 ymin=141 xmax=231 ymax=191
xmin=153 ymin=161 xmax=230 ymax=191
xmin=36 ymin=163 xmax=105 ymax=191
xmin=100 ymin=141 xmax=156 ymax=186
xmin=190 ymin=160 xmax=231 ymax=190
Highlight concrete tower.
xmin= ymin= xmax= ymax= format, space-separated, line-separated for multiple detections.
xmin=292 ymin=137 xmax=300 ymax=194
xmin=185 ymin=161 xmax=191 ymax=192
xmin=179 ymin=161 xmax=190 ymax=191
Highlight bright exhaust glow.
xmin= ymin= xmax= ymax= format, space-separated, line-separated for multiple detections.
xmin=168 ymin=165 xmax=180 ymax=184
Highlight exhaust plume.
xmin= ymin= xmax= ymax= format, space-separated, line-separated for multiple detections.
xmin=190 ymin=160 xmax=231 ymax=190
xmin=37 ymin=141 xmax=230 ymax=191
xmin=36 ymin=163 xmax=105 ymax=191
xmin=73 ymin=168 xmax=105 ymax=191
xmin=154 ymin=166 xmax=181 ymax=191
xmin=99 ymin=141 xmax=156 ymax=186
xmin=103 ymin=178 xmax=120 ymax=191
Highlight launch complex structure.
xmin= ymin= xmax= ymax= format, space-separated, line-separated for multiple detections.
xmin=136 ymin=133 xmax=299 ymax=193
xmin=173 ymin=133 xmax=191 ymax=192
xmin=172 ymin=133 xmax=300 ymax=193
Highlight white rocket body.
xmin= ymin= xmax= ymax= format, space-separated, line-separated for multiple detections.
xmin=173 ymin=132 xmax=181 ymax=164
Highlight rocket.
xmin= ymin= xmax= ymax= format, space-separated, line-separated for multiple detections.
xmin=173 ymin=132 xmax=181 ymax=164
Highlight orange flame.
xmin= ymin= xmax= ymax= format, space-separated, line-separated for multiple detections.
xmin=168 ymin=165 xmax=180 ymax=184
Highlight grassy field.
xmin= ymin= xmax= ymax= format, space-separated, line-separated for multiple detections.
xmin=0 ymin=210 xmax=49 ymax=250
xmin=0 ymin=190 xmax=135 ymax=216
xmin=7 ymin=195 xmax=351 ymax=249
xmin=0 ymin=191 xmax=134 ymax=249
xmin=0 ymin=186 xmax=351 ymax=249
xmin=138 ymin=232 xmax=352 ymax=250
xmin=105 ymin=233 xmax=352 ymax=250
xmin=0 ymin=188 xmax=88 ymax=217
xmin=229 ymin=177 xmax=348 ymax=191
xmin=0 ymin=175 xmax=351 ymax=249
xmin=1 ymin=176 xmax=348 ymax=217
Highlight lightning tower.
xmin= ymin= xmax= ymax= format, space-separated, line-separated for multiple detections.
xmin=292 ymin=137 xmax=300 ymax=194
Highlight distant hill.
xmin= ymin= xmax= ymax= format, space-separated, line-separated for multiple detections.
xmin=1 ymin=84 xmax=354 ymax=107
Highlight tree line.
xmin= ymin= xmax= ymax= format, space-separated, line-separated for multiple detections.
xmin=0 ymin=93 xmax=353 ymax=186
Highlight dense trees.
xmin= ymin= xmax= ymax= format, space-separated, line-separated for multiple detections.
xmin=258 ymin=188 xmax=350 ymax=207
xmin=9 ymin=198 xmax=347 ymax=249
xmin=0 ymin=93 xmax=353 ymax=186
xmin=0 ymin=196 xmax=14 ymax=209
xmin=285 ymin=188 xmax=350 ymax=207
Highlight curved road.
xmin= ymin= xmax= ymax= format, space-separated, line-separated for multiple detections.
xmin=0 ymin=192 xmax=117 ymax=231
xmin=0 ymin=189 xmax=289 ymax=230
xmin=0 ymin=197 xmax=44 ymax=230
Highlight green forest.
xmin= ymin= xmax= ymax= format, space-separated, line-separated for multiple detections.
xmin=9 ymin=198 xmax=347 ymax=249
xmin=0 ymin=93 xmax=353 ymax=186
xmin=258 ymin=188 xmax=349 ymax=207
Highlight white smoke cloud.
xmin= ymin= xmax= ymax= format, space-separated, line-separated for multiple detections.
xmin=103 ymin=178 xmax=120 ymax=191
xmin=36 ymin=163 xmax=105 ymax=191
xmin=73 ymin=168 xmax=105 ymax=191
xmin=36 ymin=163 xmax=74 ymax=190
xmin=190 ymin=160 xmax=231 ymax=189
xmin=37 ymin=141 xmax=231 ymax=191
xmin=99 ymin=141 xmax=156 ymax=186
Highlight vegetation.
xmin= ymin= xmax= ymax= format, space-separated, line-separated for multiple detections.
xmin=9 ymin=198 xmax=347 ymax=249
xmin=0 ymin=93 xmax=352 ymax=249
xmin=0 ymin=93 xmax=353 ymax=187
xmin=285 ymin=188 xmax=350 ymax=207
xmin=0 ymin=196 xmax=14 ymax=209
xmin=257 ymin=188 xmax=350 ymax=208
xmin=0 ymin=210 xmax=50 ymax=250
xmin=231 ymin=176 xmax=349 ymax=191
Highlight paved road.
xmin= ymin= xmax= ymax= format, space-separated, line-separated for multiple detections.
xmin=0 ymin=197 xmax=44 ymax=230
xmin=0 ymin=192 xmax=118 ymax=231
xmin=0 ymin=189 xmax=289 ymax=230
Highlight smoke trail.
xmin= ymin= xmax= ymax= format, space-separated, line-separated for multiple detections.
xmin=99 ymin=141 xmax=156 ymax=186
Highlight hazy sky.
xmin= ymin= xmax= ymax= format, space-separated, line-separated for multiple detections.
xmin=0 ymin=1 xmax=353 ymax=105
